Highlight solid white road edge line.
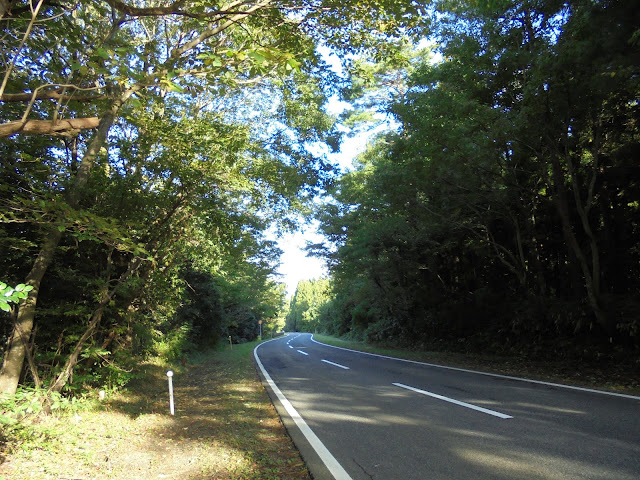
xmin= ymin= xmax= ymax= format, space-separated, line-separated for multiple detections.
xmin=393 ymin=382 xmax=513 ymax=419
xmin=254 ymin=340 xmax=353 ymax=480
xmin=297 ymin=350 xmax=309 ymax=356
xmin=310 ymin=335 xmax=640 ymax=401
xmin=321 ymin=359 xmax=350 ymax=370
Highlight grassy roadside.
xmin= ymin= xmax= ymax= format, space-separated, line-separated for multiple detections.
xmin=312 ymin=334 xmax=640 ymax=396
xmin=0 ymin=340 xmax=310 ymax=480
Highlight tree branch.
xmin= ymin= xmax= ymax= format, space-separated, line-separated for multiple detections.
xmin=0 ymin=0 xmax=46 ymax=98
xmin=0 ymin=117 xmax=100 ymax=137
xmin=169 ymin=0 xmax=274 ymax=60
xmin=104 ymin=0 xmax=258 ymax=19
xmin=0 ymin=90 xmax=107 ymax=103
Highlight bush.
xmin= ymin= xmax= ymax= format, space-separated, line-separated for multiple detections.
xmin=153 ymin=323 xmax=195 ymax=361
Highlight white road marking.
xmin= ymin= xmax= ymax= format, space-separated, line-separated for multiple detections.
xmin=322 ymin=359 xmax=350 ymax=370
xmin=297 ymin=350 xmax=309 ymax=356
xmin=310 ymin=335 xmax=640 ymax=401
xmin=288 ymin=345 xmax=294 ymax=349
xmin=393 ymin=383 xmax=513 ymax=419
xmin=254 ymin=340 xmax=353 ymax=480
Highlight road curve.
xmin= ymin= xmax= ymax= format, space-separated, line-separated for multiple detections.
xmin=254 ymin=333 xmax=640 ymax=480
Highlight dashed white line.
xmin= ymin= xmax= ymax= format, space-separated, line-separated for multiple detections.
xmin=254 ymin=340 xmax=352 ymax=480
xmin=322 ymin=359 xmax=350 ymax=370
xmin=393 ymin=383 xmax=513 ymax=419
xmin=311 ymin=335 xmax=640 ymax=401
xmin=297 ymin=350 xmax=309 ymax=356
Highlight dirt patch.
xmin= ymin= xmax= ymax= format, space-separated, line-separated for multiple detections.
xmin=0 ymin=344 xmax=310 ymax=480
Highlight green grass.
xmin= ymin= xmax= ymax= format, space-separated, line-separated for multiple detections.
xmin=0 ymin=340 xmax=310 ymax=480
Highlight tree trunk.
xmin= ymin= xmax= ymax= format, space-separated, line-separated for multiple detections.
xmin=549 ymin=154 xmax=613 ymax=335
xmin=0 ymin=227 xmax=62 ymax=395
xmin=0 ymin=89 xmax=136 ymax=395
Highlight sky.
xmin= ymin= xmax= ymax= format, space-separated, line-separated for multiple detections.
xmin=274 ymin=131 xmax=373 ymax=296
xmin=272 ymin=43 xmax=429 ymax=296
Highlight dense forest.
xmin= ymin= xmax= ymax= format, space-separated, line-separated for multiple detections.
xmin=0 ymin=0 xmax=427 ymax=397
xmin=302 ymin=0 xmax=640 ymax=363
xmin=1 ymin=0 xmax=639 ymax=401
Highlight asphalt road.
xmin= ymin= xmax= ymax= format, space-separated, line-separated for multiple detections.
xmin=254 ymin=333 xmax=640 ymax=480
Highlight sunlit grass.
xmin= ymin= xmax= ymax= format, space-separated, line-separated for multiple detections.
xmin=0 ymin=340 xmax=310 ymax=479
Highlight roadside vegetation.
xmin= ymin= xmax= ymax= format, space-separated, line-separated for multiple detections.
xmin=0 ymin=340 xmax=309 ymax=480
xmin=290 ymin=1 xmax=640 ymax=376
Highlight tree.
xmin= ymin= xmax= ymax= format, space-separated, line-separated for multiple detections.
xmin=1 ymin=0 xmax=428 ymax=395
xmin=285 ymin=278 xmax=330 ymax=332
xmin=315 ymin=0 xmax=640 ymax=353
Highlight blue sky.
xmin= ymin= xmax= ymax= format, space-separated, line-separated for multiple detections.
xmin=274 ymin=129 xmax=373 ymax=296
xmin=273 ymin=42 xmax=438 ymax=296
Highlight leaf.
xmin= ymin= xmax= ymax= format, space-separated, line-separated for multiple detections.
xmin=248 ymin=52 xmax=267 ymax=64
xmin=0 ymin=303 xmax=10 ymax=312
xmin=286 ymin=58 xmax=301 ymax=72
xmin=129 ymin=97 xmax=143 ymax=109
xmin=95 ymin=47 xmax=110 ymax=60
xmin=160 ymin=80 xmax=184 ymax=93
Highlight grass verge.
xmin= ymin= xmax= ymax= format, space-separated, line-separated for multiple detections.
xmin=0 ymin=340 xmax=310 ymax=480
xmin=312 ymin=334 xmax=640 ymax=396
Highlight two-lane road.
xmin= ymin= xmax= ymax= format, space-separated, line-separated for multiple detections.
xmin=254 ymin=333 xmax=640 ymax=480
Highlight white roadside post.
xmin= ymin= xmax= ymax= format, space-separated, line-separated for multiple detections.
xmin=259 ymin=319 xmax=262 ymax=340
xmin=166 ymin=370 xmax=175 ymax=416
xmin=229 ymin=335 xmax=232 ymax=350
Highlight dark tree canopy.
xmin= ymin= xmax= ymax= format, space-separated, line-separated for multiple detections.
xmin=310 ymin=0 xmax=640 ymax=360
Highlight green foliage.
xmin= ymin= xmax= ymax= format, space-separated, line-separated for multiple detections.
xmin=0 ymin=282 xmax=33 ymax=312
xmin=285 ymin=278 xmax=331 ymax=332
xmin=153 ymin=324 xmax=194 ymax=362
xmin=0 ymin=0 xmax=348 ymax=390
xmin=314 ymin=0 xmax=640 ymax=359
xmin=0 ymin=386 xmax=99 ymax=461
xmin=340 ymin=38 xmax=432 ymax=133
xmin=179 ymin=269 xmax=226 ymax=348
xmin=0 ymin=387 xmax=89 ymax=425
